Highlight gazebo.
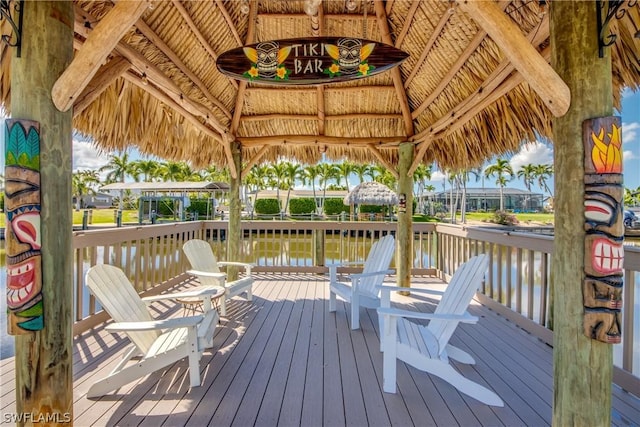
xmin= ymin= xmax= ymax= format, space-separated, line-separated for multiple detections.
xmin=343 ymin=181 xmax=399 ymax=220
xmin=1 ymin=1 xmax=639 ymax=424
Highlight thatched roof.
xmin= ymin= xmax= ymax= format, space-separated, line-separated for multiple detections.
xmin=344 ymin=181 xmax=398 ymax=205
xmin=1 ymin=1 xmax=639 ymax=173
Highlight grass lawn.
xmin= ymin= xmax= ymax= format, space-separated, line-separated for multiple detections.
xmin=0 ymin=209 xmax=554 ymax=228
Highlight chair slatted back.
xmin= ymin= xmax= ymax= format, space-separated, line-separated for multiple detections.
xmin=429 ymin=254 xmax=488 ymax=353
xmin=86 ymin=264 xmax=160 ymax=354
xmin=183 ymin=239 xmax=222 ymax=287
xmin=359 ymin=234 xmax=396 ymax=298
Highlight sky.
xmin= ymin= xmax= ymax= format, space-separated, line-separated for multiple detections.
xmin=2 ymin=89 xmax=639 ymax=194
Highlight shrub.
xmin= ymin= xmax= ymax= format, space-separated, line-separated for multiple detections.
xmin=255 ymin=198 xmax=281 ymax=214
xmin=186 ymin=198 xmax=211 ymax=216
xmin=490 ymin=210 xmax=519 ymax=226
xmin=0 ymin=192 xmax=5 ymax=211
xmin=324 ymin=198 xmax=349 ymax=215
xmin=359 ymin=204 xmax=384 ymax=214
xmin=289 ymin=198 xmax=316 ymax=215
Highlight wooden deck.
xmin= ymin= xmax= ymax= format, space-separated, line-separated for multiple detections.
xmin=2 ymin=273 xmax=639 ymax=426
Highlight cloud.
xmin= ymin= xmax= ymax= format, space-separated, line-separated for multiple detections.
xmin=624 ymin=150 xmax=638 ymax=160
xmin=430 ymin=170 xmax=447 ymax=182
xmin=623 ymin=122 xmax=639 ymax=145
xmin=509 ymin=141 xmax=553 ymax=172
xmin=73 ymin=140 xmax=110 ymax=172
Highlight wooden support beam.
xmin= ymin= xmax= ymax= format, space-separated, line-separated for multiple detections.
xmin=407 ymin=139 xmax=433 ymax=176
xmin=411 ymin=1 xmax=510 ymax=119
xmin=439 ymin=47 xmax=551 ymax=138
xmin=171 ymin=0 xmax=237 ymax=91
xmin=134 ymin=18 xmax=232 ymax=118
xmin=72 ymin=6 xmax=228 ymax=137
xmin=394 ymin=0 xmax=421 ymax=47
xmin=223 ymin=135 xmax=238 ymax=179
xmin=241 ymin=145 xmax=271 ymax=180
xmin=397 ymin=142 xmax=414 ymax=288
xmin=404 ymin=8 xmax=452 ymax=87
xmin=215 ymin=0 xmax=243 ymax=46
xmin=121 ymin=71 xmax=223 ymax=144
xmin=73 ymin=56 xmax=131 ymax=116
xmin=458 ymin=0 xmax=570 ymax=117
xmin=413 ymin=13 xmax=550 ymax=141
xmin=231 ymin=0 xmax=258 ymax=136
xmin=240 ymin=113 xmax=403 ymax=122
xmin=52 ymin=0 xmax=150 ymax=112
xmin=374 ymin=0 xmax=414 ymax=138
xmin=238 ymin=135 xmax=404 ymax=147
xmin=368 ymin=144 xmax=399 ymax=178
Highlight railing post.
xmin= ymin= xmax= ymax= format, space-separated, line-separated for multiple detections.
xmin=82 ymin=210 xmax=89 ymax=230
xmin=116 ymin=210 xmax=122 ymax=227
xmin=314 ymin=228 xmax=325 ymax=268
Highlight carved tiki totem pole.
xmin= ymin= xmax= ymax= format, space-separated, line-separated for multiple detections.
xmin=583 ymin=116 xmax=623 ymax=343
xmin=4 ymin=120 xmax=43 ymax=334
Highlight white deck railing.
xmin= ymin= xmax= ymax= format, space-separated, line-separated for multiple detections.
xmin=70 ymin=220 xmax=639 ymax=395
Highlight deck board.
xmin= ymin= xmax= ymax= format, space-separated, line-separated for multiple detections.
xmin=1 ymin=273 xmax=639 ymax=426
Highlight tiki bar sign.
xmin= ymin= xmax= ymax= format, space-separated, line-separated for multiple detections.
xmin=216 ymin=37 xmax=409 ymax=85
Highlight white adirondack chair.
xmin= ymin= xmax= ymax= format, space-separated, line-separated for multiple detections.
xmin=328 ymin=234 xmax=395 ymax=330
xmin=182 ymin=239 xmax=254 ymax=316
xmin=85 ymin=264 xmax=220 ymax=398
xmin=377 ymin=254 xmax=504 ymax=406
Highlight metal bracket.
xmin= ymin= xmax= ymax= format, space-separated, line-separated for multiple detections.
xmin=596 ymin=0 xmax=638 ymax=58
xmin=0 ymin=0 xmax=23 ymax=57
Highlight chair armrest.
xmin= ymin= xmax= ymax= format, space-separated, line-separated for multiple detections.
xmin=376 ymin=307 xmax=478 ymax=323
xmin=217 ymin=262 xmax=254 ymax=275
xmin=378 ymin=284 xmax=444 ymax=296
xmin=186 ymin=270 xmax=227 ymax=280
xmin=105 ymin=315 xmax=204 ymax=332
xmin=349 ymin=269 xmax=395 ymax=280
xmin=141 ymin=286 xmax=224 ymax=303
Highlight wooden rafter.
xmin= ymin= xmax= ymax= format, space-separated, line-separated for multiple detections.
xmin=73 ymin=7 xmax=228 ymax=138
xmin=241 ymin=145 xmax=271 ymax=180
xmin=214 ymin=0 xmax=243 ymax=46
xmin=415 ymin=14 xmax=551 ymax=141
xmin=52 ymin=0 xmax=150 ymax=112
xmin=410 ymin=1 xmax=510 ymax=119
xmin=134 ymin=18 xmax=232 ymax=119
xmin=407 ymin=139 xmax=433 ymax=177
xmin=394 ymin=0 xmax=421 ymax=48
xmin=240 ymin=113 xmax=403 ymax=122
xmin=458 ymin=0 xmax=570 ymax=117
xmin=373 ymin=0 xmax=414 ymax=138
xmin=122 ymin=70 xmax=223 ymax=144
xmin=73 ymin=56 xmax=131 ymax=116
xmin=403 ymin=7 xmax=452 ymax=88
xmin=368 ymin=144 xmax=399 ymax=179
xmin=245 ymin=85 xmax=396 ymax=95
xmin=438 ymin=46 xmax=552 ymax=139
xmin=229 ymin=0 xmax=259 ymax=178
xmin=237 ymin=135 xmax=405 ymax=147
xmin=316 ymin=4 xmax=326 ymax=136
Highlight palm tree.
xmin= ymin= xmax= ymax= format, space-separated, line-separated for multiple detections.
xmin=99 ymin=152 xmax=134 ymax=210
xmin=316 ymin=163 xmax=338 ymax=211
xmin=72 ymin=170 xmax=100 ymax=211
xmin=517 ymin=164 xmax=537 ymax=211
xmin=283 ymin=162 xmax=303 ymax=213
xmin=352 ymin=163 xmax=373 ymax=184
xmin=301 ymin=164 xmax=320 ymax=212
xmin=157 ymin=161 xmax=189 ymax=181
xmin=336 ymin=161 xmax=354 ymax=192
xmin=413 ymin=164 xmax=432 ymax=214
xmin=534 ymin=163 xmax=553 ymax=197
xmin=268 ymin=161 xmax=288 ymax=208
xmin=425 ymin=184 xmax=436 ymax=216
xmin=484 ymin=158 xmax=514 ymax=211
xmin=132 ymin=159 xmax=159 ymax=182
xmin=372 ymin=165 xmax=397 ymax=190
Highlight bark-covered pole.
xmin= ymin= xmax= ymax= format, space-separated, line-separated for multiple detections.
xmin=550 ymin=2 xmax=613 ymax=424
xmin=11 ymin=1 xmax=74 ymax=424
xmin=396 ymin=142 xmax=414 ymax=290
xmin=227 ymin=140 xmax=242 ymax=281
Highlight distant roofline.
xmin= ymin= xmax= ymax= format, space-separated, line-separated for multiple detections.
xmin=101 ymin=181 xmax=229 ymax=192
